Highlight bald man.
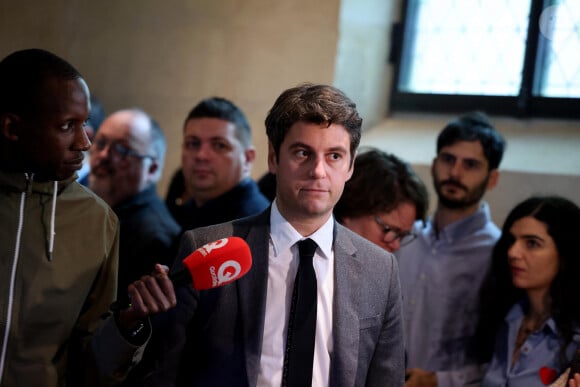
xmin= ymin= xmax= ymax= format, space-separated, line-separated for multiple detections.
xmin=90 ymin=109 xmax=180 ymax=296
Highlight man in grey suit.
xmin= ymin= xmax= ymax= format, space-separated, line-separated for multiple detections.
xmin=142 ymin=84 xmax=405 ymax=386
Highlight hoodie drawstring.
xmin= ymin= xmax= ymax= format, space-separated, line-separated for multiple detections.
xmin=48 ymin=181 xmax=57 ymax=262
xmin=0 ymin=180 xmax=28 ymax=384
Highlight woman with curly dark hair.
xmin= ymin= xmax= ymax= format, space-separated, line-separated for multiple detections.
xmin=474 ymin=196 xmax=580 ymax=386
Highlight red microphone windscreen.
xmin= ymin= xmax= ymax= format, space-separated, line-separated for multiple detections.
xmin=182 ymin=237 xmax=252 ymax=290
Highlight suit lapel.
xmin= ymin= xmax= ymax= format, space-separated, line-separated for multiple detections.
xmin=232 ymin=215 xmax=363 ymax=385
xmin=233 ymin=211 xmax=271 ymax=386
xmin=330 ymin=224 xmax=362 ymax=386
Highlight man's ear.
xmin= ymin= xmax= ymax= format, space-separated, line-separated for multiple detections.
xmin=0 ymin=113 xmax=20 ymax=141
xmin=486 ymin=169 xmax=500 ymax=191
xmin=267 ymin=142 xmax=277 ymax=174
xmin=245 ymin=148 xmax=256 ymax=161
xmin=243 ymin=147 xmax=256 ymax=173
xmin=146 ymin=158 xmax=161 ymax=184
xmin=431 ymin=157 xmax=437 ymax=177
xmin=345 ymin=150 xmax=357 ymax=182
xmin=148 ymin=159 xmax=159 ymax=174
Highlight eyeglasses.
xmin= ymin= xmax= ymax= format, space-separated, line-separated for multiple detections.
xmin=373 ymin=216 xmax=417 ymax=246
xmin=92 ymin=138 xmax=155 ymax=161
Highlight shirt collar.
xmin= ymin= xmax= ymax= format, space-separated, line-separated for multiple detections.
xmin=426 ymin=202 xmax=493 ymax=243
xmin=506 ymin=300 xmax=558 ymax=334
xmin=269 ymin=199 xmax=334 ymax=259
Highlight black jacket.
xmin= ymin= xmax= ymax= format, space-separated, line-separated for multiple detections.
xmin=115 ymin=185 xmax=181 ymax=297
xmin=165 ymin=169 xmax=270 ymax=233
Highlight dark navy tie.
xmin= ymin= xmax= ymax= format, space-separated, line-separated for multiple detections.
xmin=282 ymin=238 xmax=318 ymax=387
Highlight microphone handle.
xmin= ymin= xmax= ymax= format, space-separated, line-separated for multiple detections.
xmin=169 ymin=268 xmax=193 ymax=288
xmin=110 ymin=296 xmax=130 ymax=312
xmin=568 ymin=349 xmax=580 ymax=381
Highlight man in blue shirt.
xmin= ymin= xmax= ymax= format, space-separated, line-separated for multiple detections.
xmin=397 ymin=112 xmax=506 ymax=387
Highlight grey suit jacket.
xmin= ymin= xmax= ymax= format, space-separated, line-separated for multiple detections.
xmin=146 ymin=209 xmax=404 ymax=387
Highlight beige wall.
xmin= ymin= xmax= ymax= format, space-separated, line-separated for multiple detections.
xmin=1 ymin=0 xmax=578 ymax=226
xmin=334 ymin=0 xmax=395 ymax=130
xmin=0 ymin=0 xmax=341 ymax=194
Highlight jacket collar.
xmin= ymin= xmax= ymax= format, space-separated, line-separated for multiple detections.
xmin=0 ymin=169 xmax=76 ymax=195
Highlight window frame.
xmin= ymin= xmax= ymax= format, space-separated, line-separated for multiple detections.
xmin=389 ymin=0 xmax=580 ymax=119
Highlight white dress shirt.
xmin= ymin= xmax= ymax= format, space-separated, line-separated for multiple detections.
xmin=257 ymin=200 xmax=335 ymax=387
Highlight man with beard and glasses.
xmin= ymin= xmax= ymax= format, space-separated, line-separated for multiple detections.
xmin=397 ymin=112 xmax=506 ymax=387
xmin=89 ymin=109 xmax=180 ymax=297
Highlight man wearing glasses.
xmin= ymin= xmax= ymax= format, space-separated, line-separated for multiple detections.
xmin=89 ymin=109 xmax=180 ymax=297
xmin=334 ymin=147 xmax=429 ymax=253
xmin=397 ymin=112 xmax=506 ymax=387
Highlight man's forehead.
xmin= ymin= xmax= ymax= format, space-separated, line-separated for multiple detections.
xmin=39 ymin=75 xmax=86 ymax=95
xmin=184 ymin=132 xmax=234 ymax=142
xmin=185 ymin=117 xmax=236 ymax=131
xmin=439 ymin=140 xmax=486 ymax=159
xmin=101 ymin=113 xmax=150 ymax=144
xmin=287 ymin=121 xmax=350 ymax=140
xmin=32 ymin=77 xmax=89 ymax=116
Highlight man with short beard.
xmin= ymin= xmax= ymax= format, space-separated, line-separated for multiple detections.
xmin=397 ymin=112 xmax=506 ymax=387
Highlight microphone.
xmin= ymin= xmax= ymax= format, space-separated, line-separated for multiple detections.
xmin=169 ymin=236 xmax=252 ymax=289
xmin=111 ymin=237 xmax=252 ymax=311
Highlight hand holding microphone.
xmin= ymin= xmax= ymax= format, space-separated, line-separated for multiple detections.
xmin=113 ymin=236 xmax=253 ymax=312
xmin=116 ymin=263 xmax=176 ymax=333
xmin=113 ymin=237 xmax=252 ymax=338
